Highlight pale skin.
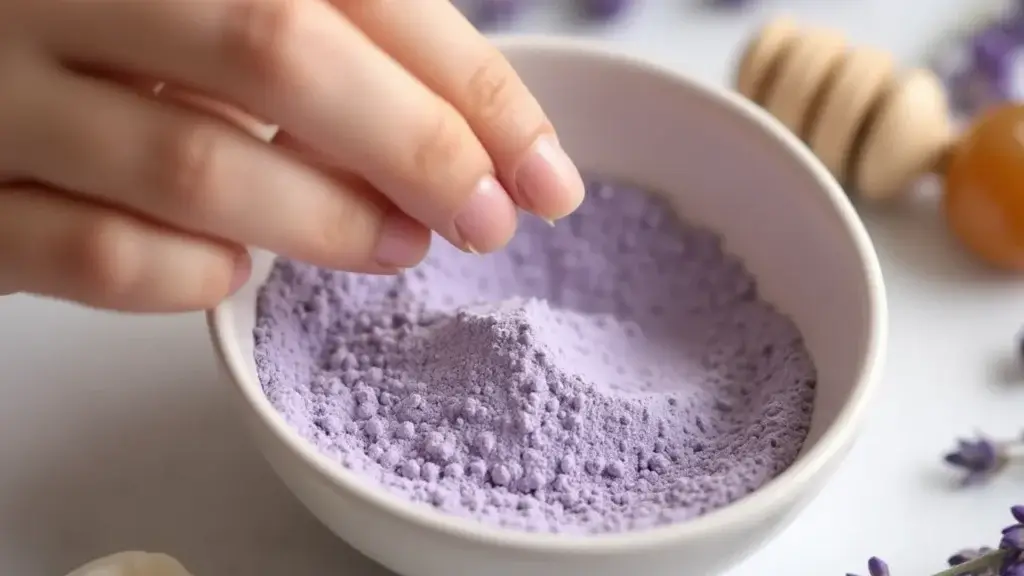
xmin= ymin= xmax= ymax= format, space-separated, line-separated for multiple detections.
xmin=0 ymin=0 xmax=586 ymax=312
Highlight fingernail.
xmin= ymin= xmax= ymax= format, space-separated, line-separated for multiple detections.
xmin=513 ymin=135 xmax=585 ymax=221
xmin=229 ymin=253 xmax=252 ymax=295
xmin=453 ymin=175 xmax=517 ymax=253
xmin=375 ymin=213 xmax=426 ymax=268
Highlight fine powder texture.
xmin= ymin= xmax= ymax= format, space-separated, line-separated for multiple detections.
xmin=254 ymin=180 xmax=817 ymax=534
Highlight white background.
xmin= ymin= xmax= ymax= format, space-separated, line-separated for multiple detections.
xmin=2 ymin=1 xmax=1023 ymax=574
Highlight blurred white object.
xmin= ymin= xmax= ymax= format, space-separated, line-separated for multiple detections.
xmin=66 ymin=552 xmax=192 ymax=576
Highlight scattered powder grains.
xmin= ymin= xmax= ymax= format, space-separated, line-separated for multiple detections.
xmin=254 ymin=180 xmax=817 ymax=534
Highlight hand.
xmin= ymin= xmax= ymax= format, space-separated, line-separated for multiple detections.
xmin=0 ymin=0 xmax=585 ymax=312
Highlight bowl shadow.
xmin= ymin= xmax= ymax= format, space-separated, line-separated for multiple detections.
xmin=986 ymin=353 xmax=1024 ymax=390
xmin=855 ymin=178 xmax=1024 ymax=285
xmin=1 ymin=354 xmax=393 ymax=576
xmin=856 ymin=180 xmax=974 ymax=280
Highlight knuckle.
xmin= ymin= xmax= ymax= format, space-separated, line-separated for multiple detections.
xmin=64 ymin=216 xmax=142 ymax=303
xmin=0 ymin=51 xmax=44 ymax=172
xmin=310 ymin=194 xmax=379 ymax=265
xmin=304 ymin=205 xmax=347 ymax=261
xmin=224 ymin=0 xmax=298 ymax=91
xmin=159 ymin=121 xmax=224 ymax=219
xmin=411 ymin=108 xmax=470 ymax=187
xmin=194 ymin=252 xmax=238 ymax=305
xmin=465 ymin=50 xmax=519 ymax=123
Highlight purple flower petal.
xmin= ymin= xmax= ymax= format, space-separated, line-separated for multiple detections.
xmin=934 ymin=17 xmax=1024 ymax=117
xmin=1003 ymin=554 xmax=1024 ymax=576
xmin=1003 ymin=525 xmax=1024 ymax=551
xmin=867 ymin=557 xmax=890 ymax=576
xmin=973 ymin=29 xmax=1018 ymax=75
xmin=1013 ymin=505 xmax=1024 ymax=524
xmin=944 ymin=437 xmax=1006 ymax=483
xmin=467 ymin=0 xmax=524 ymax=29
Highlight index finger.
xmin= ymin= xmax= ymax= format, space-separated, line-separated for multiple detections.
xmin=338 ymin=0 xmax=586 ymax=222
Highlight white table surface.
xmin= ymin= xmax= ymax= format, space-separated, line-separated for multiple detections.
xmin=3 ymin=2 xmax=1023 ymax=575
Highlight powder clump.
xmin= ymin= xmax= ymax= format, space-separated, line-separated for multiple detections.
xmin=254 ymin=179 xmax=817 ymax=534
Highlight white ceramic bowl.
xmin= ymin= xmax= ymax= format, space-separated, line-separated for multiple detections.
xmin=207 ymin=37 xmax=887 ymax=576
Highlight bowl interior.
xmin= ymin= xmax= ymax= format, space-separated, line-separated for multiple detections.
xmin=211 ymin=38 xmax=885 ymax=544
xmin=499 ymin=42 xmax=883 ymax=452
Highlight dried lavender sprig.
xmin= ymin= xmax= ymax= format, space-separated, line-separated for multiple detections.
xmin=932 ymin=5 xmax=1024 ymax=118
xmin=849 ymin=547 xmax=1007 ymax=576
xmin=943 ymin=434 xmax=1024 ymax=485
xmin=848 ymin=506 xmax=1024 ymax=576
xmin=938 ymin=549 xmax=1007 ymax=576
xmin=1003 ymin=507 xmax=1024 ymax=575
xmin=948 ymin=546 xmax=995 ymax=573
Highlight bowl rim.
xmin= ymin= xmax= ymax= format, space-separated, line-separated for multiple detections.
xmin=206 ymin=34 xmax=888 ymax=553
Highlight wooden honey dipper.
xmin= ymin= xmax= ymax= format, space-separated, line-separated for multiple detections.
xmin=735 ymin=17 xmax=1024 ymax=271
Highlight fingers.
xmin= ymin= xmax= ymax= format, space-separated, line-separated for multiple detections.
xmin=37 ymin=0 xmax=518 ymax=252
xmin=0 ymin=186 xmax=247 ymax=312
xmin=156 ymin=84 xmax=276 ymax=140
xmin=10 ymin=64 xmax=430 ymax=272
xmin=337 ymin=0 xmax=585 ymax=221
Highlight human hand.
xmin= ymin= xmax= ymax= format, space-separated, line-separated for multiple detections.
xmin=0 ymin=0 xmax=585 ymax=312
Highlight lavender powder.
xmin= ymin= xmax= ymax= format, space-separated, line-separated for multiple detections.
xmin=254 ymin=180 xmax=816 ymax=534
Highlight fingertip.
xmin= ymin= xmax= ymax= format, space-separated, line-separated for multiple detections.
xmin=176 ymin=243 xmax=247 ymax=312
xmin=452 ymin=174 xmax=518 ymax=254
xmin=227 ymin=250 xmax=252 ymax=295
xmin=374 ymin=212 xmax=432 ymax=269
xmin=511 ymin=134 xmax=585 ymax=222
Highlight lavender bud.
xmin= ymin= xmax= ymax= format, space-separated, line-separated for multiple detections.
xmin=473 ymin=0 xmax=524 ymax=28
xmin=1003 ymin=525 xmax=1024 ymax=553
xmin=867 ymin=557 xmax=890 ymax=576
xmin=934 ymin=16 xmax=1024 ymax=118
xmin=579 ymin=0 xmax=633 ymax=21
xmin=943 ymin=437 xmax=1006 ymax=485
xmin=1013 ymin=505 xmax=1024 ymax=524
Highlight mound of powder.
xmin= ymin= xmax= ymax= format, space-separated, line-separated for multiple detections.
xmin=254 ymin=180 xmax=817 ymax=534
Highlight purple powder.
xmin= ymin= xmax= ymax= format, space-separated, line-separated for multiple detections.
xmin=254 ymin=179 xmax=816 ymax=534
